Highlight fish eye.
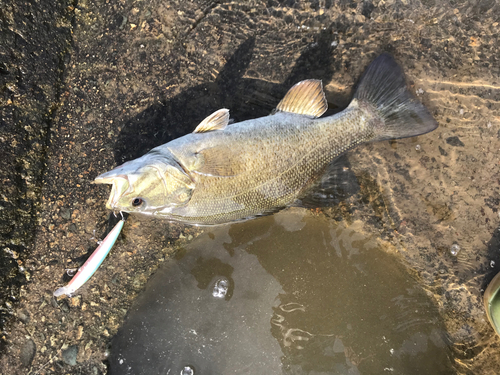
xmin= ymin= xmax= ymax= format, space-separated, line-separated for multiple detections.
xmin=132 ymin=198 xmax=144 ymax=207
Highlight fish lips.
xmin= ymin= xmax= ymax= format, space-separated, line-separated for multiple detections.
xmin=94 ymin=171 xmax=131 ymax=211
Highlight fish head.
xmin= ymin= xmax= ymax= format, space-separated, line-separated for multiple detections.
xmin=94 ymin=157 xmax=194 ymax=215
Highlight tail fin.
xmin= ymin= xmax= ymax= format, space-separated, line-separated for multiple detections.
xmin=353 ymin=53 xmax=437 ymax=141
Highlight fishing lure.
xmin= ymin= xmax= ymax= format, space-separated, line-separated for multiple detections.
xmin=53 ymin=217 xmax=125 ymax=297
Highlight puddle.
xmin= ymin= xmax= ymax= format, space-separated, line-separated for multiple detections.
xmin=109 ymin=210 xmax=454 ymax=374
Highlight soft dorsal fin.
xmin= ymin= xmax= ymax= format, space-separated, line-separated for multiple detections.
xmin=276 ymin=79 xmax=327 ymax=118
xmin=193 ymin=109 xmax=230 ymax=133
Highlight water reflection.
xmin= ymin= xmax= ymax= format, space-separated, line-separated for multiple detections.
xmin=109 ymin=210 xmax=455 ymax=374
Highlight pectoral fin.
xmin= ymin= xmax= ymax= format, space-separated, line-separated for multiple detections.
xmin=193 ymin=146 xmax=243 ymax=177
xmin=193 ymin=109 xmax=230 ymax=133
xmin=276 ymin=79 xmax=327 ymax=118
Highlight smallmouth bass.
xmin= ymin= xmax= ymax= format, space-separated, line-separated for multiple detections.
xmin=95 ymin=54 xmax=437 ymax=225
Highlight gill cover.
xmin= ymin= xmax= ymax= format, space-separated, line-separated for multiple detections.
xmin=94 ymin=153 xmax=194 ymax=214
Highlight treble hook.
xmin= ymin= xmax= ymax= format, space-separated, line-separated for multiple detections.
xmin=113 ymin=210 xmax=125 ymax=221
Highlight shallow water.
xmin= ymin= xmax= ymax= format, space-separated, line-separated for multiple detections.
xmin=109 ymin=210 xmax=454 ymax=374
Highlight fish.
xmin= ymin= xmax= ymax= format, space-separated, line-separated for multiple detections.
xmin=53 ymin=217 xmax=125 ymax=297
xmin=94 ymin=53 xmax=437 ymax=225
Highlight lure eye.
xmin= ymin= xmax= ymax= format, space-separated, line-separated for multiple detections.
xmin=132 ymin=198 xmax=143 ymax=207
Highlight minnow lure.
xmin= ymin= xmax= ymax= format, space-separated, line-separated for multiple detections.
xmin=53 ymin=217 xmax=125 ymax=297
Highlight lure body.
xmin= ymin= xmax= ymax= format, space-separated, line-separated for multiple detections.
xmin=54 ymin=219 xmax=125 ymax=297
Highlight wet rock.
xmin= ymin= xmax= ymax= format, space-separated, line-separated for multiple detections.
xmin=62 ymin=345 xmax=78 ymax=366
xmin=445 ymin=136 xmax=464 ymax=147
xmin=20 ymin=339 xmax=36 ymax=367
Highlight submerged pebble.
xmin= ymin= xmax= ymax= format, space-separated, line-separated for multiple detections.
xmin=212 ymin=278 xmax=229 ymax=298
xmin=181 ymin=365 xmax=194 ymax=375
xmin=62 ymin=345 xmax=78 ymax=366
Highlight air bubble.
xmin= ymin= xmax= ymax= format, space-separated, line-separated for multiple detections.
xmin=415 ymin=144 xmax=421 ymax=151
xmin=181 ymin=365 xmax=194 ymax=375
xmin=212 ymin=278 xmax=229 ymax=298
xmin=450 ymin=244 xmax=460 ymax=256
xmin=491 ymin=260 xmax=496 ymax=268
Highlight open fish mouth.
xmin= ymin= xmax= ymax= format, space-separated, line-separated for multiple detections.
xmin=94 ymin=174 xmax=130 ymax=210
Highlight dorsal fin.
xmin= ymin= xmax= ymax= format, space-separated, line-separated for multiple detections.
xmin=276 ymin=79 xmax=327 ymax=118
xmin=193 ymin=109 xmax=230 ymax=133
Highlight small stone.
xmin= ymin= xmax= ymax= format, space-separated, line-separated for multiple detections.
xmin=61 ymin=208 xmax=71 ymax=220
xmin=50 ymin=296 xmax=59 ymax=309
xmin=60 ymin=299 xmax=70 ymax=313
xmin=445 ymin=136 xmax=464 ymax=147
xmin=20 ymin=339 xmax=36 ymax=367
xmin=77 ymin=325 xmax=84 ymax=340
xmin=62 ymin=344 xmax=78 ymax=366
xmin=18 ymin=310 xmax=30 ymax=324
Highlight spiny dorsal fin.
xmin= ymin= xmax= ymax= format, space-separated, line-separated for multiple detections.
xmin=276 ymin=79 xmax=327 ymax=118
xmin=193 ymin=109 xmax=230 ymax=133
